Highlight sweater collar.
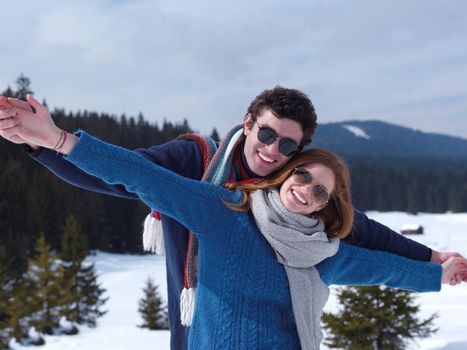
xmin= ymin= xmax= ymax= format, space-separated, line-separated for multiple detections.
xmin=238 ymin=140 xmax=260 ymax=179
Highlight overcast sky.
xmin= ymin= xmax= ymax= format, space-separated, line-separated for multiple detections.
xmin=1 ymin=0 xmax=467 ymax=139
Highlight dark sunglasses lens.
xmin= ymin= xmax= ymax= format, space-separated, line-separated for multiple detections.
xmin=279 ymin=139 xmax=299 ymax=156
xmin=313 ymin=185 xmax=328 ymax=203
xmin=294 ymin=168 xmax=312 ymax=183
xmin=257 ymin=127 xmax=277 ymax=145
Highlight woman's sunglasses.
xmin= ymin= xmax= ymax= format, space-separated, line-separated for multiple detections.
xmin=292 ymin=167 xmax=329 ymax=204
xmin=255 ymin=121 xmax=299 ymax=157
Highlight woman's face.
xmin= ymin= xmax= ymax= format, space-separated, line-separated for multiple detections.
xmin=279 ymin=162 xmax=335 ymax=215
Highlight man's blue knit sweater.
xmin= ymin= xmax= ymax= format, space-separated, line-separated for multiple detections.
xmin=63 ymin=131 xmax=441 ymax=350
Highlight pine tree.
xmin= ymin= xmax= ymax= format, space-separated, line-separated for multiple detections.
xmin=61 ymin=215 xmax=88 ymax=263
xmin=24 ymin=233 xmax=69 ymax=335
xmin=14 ymin=74 xmax=33 ymax=100
xmin=1 ymin=85 xmax=14 ymax=98
xmin=60 ymin=215 xmax=84 ymax=334
xmin=322 ymin=286 xmax=438 ymax=350
xmin=60 ymin=215 xmax=107 ymax=328
xmin=138 ymin=277 xmax=169 ymax=330
xmin=2 ymin=239 xmax=32 ymax=345
xmin=0 ymin=248 xmax=12 ymax=350
xmin=210 ymin=128 xmax=220 ymax=142
xmin=71 ymin=262 xmax=107 ymax=328
xmin=7 ymin=277 xmax=44 ymax=346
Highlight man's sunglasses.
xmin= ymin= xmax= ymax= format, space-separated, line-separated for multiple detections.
xmin=292 ymin=167 xmax=330 ymax=205
xmin=255 ymin=121 xmax=299 ymax=157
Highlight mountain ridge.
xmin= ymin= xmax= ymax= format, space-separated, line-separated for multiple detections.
xmin=311 ymin=120 xmax=467 ymax=160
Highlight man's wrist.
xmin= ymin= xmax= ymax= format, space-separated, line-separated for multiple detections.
xmin=23 ymin=143 xmax=42 ymax=155
xmin=430 ymin=250 xmax=441 ymax=264
xmin=27 ymin=143 xmax=40 ymax=151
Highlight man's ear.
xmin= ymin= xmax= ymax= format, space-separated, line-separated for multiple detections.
xmin=243 ymin=113 xmax=253 ymax=136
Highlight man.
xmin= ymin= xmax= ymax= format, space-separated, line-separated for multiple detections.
xmin=0 ymin=87 xmax=459 ymax=350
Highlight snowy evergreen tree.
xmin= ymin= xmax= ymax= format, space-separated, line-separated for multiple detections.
xmin=138 ymin=277 xmax=169 ymax=330
xmin=322 ymin=286 xmax=438 ymax=350
xmin=74 ymin=263 xmax=108 ymax=328
xmin=60 ymin=214 xmax=86 ymax=330
xmin=7 ymin=275 xmax=44 ymax=345
xmin=61 ymin=215 xmax=88 ymax=263
xmin=14 ymin=74 xmax=33 ymax=100
xmin=23 ymin=233 xmax=69 ymax=336
xmin=0 ymin=251 xmax=12 ymax=349
xmin=60 ymin=215 xmax=107 ymax=328
xmin=210 ymin=127 xmax=220 ymax=142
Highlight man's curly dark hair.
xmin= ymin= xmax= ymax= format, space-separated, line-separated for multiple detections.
xmin=246 ymin=86 xmax=317 ymax=147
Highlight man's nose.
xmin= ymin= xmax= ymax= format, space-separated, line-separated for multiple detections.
xmin=265 ymin=139 xmax=281 ymax=155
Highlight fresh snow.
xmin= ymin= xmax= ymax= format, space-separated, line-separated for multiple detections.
xmin=11 ymin=212 xmax=467 ymax=350
xmin=342 ymin=124 xmax=371 ymax=139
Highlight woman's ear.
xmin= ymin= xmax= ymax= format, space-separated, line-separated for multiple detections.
xmin=315 ymin=200 xmax=330 ymax=212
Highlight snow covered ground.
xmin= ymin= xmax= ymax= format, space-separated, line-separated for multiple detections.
xmin=11 ymin=212 xmax=467 ymax=350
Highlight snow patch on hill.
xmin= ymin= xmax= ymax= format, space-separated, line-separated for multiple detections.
xmin=342 ymin=124 xmax=371 ymax=139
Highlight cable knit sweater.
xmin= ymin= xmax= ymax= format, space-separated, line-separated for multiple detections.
xmin=29 ymin=133 xmax=432 ymax=350
xmin=65 ymin=131 xmax=442 ymax=350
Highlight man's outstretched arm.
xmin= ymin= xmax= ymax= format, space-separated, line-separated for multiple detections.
xmin=26 ymin=139 xmax=203 ymax=198
xmin=344 ymin=209 xmax=463 ymax=264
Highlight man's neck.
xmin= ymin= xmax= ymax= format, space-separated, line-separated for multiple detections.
xmin=236 ymin=141 xmax=260 ymax=180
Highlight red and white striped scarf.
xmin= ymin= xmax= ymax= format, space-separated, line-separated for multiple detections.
xmin=142 ymin=124 xmax=261 ymax=326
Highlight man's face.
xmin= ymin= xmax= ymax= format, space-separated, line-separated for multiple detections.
xmin=243 ymin=109 xmax=304 ymax=176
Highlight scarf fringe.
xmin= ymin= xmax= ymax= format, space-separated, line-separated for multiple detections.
xmin=142 ymin=214 xmax=165 ymax=255
xmin=180 ymin=287 xmax=196 ymax=326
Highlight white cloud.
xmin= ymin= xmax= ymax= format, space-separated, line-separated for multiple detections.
xmin=0 ymin=0 xmax=466 ymax=139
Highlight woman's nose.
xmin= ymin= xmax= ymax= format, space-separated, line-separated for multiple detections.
xmin=299 ymin=183 xmax=315 ymax=201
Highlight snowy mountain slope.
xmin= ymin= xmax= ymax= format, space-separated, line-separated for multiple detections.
xmin=312 ymin=120 xmax=467 ymax=160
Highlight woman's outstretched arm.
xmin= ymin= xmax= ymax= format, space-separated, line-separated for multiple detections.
xmin=317 ymin=242 xmax=467 ymax=291
xmin=0 ymin=95 xmax=239 ymax=238
xmin=64 ymin=131 xmax=240 ymax=239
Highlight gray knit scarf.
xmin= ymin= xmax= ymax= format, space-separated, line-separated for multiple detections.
xmin=250 ymin=189 xmax=339 ymax=350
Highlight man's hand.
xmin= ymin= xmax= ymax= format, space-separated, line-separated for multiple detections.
xmin=431 ymin=250 xmax=465 ymax=264
xmin=0 ymin=95 xmax=61 ymax=149
xmin=441 ymin=256 xmax=467 ymax=285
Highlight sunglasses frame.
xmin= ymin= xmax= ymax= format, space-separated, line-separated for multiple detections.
xmin=255 ymin=121 xmax=299 ymax=157
xmin=292 ymin=167 xmax=330 ymax=205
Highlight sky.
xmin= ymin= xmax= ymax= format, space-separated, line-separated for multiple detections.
xmin=12 ymin=212 xmax=467 ymax=350
xmin=1 ymin=0 xmax=467 ymax=139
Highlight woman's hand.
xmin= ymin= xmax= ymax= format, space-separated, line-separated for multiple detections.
xmin=0 ymin=94 xmax=62 ymax=149
xmin=441 ymin=256 xmax=467 ymax=285
xmin=0 ymin=96 xmax=30 ymax=145
xmin=431 ymin=250 xmax=465 ymax=264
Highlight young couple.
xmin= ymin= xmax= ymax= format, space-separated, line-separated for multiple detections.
xmin=0 ymin=87 xmax=466 ymax=350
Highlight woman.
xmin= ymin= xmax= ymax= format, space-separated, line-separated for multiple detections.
xmin=3 ymin=97 xmax=466 ymax=350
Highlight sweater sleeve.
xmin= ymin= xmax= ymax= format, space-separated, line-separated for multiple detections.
xmin=64 ymin=131 xmax=240 ymax=239
xmin=27 ymin=138 xmax=203 ymax=199
xmin=343 ymin=209 xmax=432 ymax=262
xmin=316 ymin=242 xmax=441 ymax=292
